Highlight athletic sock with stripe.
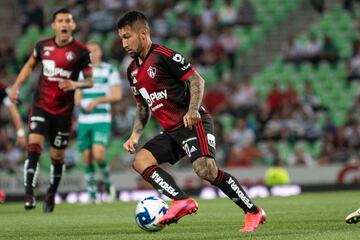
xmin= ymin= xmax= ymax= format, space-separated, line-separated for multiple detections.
xmin=141 ymin=165 xmax=188 ymax=200
xmin=212 ymin=169 xmax=258 ymax=213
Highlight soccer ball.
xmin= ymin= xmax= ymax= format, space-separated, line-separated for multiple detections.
xmin=135 ymin=196 xmax=169 ymax=232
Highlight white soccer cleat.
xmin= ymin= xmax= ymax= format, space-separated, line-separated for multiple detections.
xmin=345 ymin=208 xmax=360 ymax=224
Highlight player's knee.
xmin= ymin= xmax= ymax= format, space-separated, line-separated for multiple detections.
xmin=50 ymin=148 xmax=65 ymax=160
xmin=93 ymin=154 xmax=105 ymax=164
xmin=132 ymin=150 xmax=157 ymax=174
xmin=132 ymin=153 xmax=144 ymax=173
xmin=82 ymin=150 xmax=92 ymax=165
xmin=92 ymin=145 xmax=106 ymax=162
xmin=192 ymin=157 xmax=218 ymax=182
xmin=28 ymin=134 xmax=44 ymax=148
xmin=27 ymin=143 xmax=43 ymax=154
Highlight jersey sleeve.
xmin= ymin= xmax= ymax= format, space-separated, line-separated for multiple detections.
xmin=161 ymin=50 xmax=195 ymax=81
xmin=32 ymin=42 xmax=42 ymax=62
xmin=109 ymin=65 xmax=121 ymax=86
xmin=79 ymin=49 xmax=92 ymax=72
xmin=127 ymin=66 xmax=144 ymax=103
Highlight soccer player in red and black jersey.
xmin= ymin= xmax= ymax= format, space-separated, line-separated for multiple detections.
xmin=9 ymin=8 xmax=93 ymax=213
xmin=117 ymin=11 xmax=266 ymax=232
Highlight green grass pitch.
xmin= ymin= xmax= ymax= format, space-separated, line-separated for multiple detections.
xmin=0 ymin=191 xmax=360 ymax=240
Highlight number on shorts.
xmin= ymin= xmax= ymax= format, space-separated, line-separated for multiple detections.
xmin=54 ymin=135 xmax=63 ymax=147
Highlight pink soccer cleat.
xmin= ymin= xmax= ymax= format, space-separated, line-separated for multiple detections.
xmin=158 ymin=198 xmax=198 ymax=225
xmin=240 ymin=207 xmax=267 ymax=232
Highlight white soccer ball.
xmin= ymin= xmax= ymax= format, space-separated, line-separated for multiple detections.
xmin=135 ymin=196 xmax=169 ymax=232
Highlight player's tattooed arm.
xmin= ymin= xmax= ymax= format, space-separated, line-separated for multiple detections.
xmin=123 ymin=102 xmax=150 ymax=154
xmin=183 ymin=71 xmax=204 ymax=129
xmin=187 ymin=71 xmax=205 ymax=111
xmin=132 ymin=102 xmax=150 ymax=137
xmin=10 ymin=56 xmax=38 ymax=103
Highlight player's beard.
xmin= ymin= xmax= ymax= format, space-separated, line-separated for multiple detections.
xmin=129 ymin=51 xmax=140 ymax=58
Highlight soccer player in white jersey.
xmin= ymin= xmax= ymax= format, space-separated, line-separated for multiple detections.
xmin=75 ymin=41 xmax=122 ymax=202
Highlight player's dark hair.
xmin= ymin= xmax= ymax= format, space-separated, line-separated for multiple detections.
xmin=117 ymin=11 xmax=149 ymax=29
xmin=52 ymin=8 xmax=72 ymax=21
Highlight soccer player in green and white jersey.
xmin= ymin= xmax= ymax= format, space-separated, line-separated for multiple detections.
xmin=75 ymin=41 xmax=122 ymax=202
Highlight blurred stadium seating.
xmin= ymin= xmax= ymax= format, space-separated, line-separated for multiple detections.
xmin=1 ymin=0 xmax=360 ymax=177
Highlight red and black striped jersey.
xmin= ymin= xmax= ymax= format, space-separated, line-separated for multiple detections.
xmin=32 ymin=37 xmax=92 ymax=115
xmin=127 ymin=44 xmax=208 ymax=131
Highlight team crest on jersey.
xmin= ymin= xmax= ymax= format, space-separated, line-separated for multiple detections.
xmin=147 ymin=66 xmax=156 ymax=79
xmin=44 ymin=50 xmax=50 ymax=56
xmin=65 ymin=51 xmax=75 ymax=61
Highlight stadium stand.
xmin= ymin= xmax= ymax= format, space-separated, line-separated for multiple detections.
xmin=1 ymin=0 xmax=360 ymax=174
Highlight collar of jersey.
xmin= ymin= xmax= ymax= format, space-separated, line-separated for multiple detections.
xmin=136 ymin=44 xmax=155 ymax=67
xmin=52 ymin=37 xmax=75 ymax=48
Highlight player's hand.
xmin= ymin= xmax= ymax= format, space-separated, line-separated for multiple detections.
xmin=16 ymin=136 xmax=27 ymax=148
xmin=59 ymin=79 xmax=77 ymax=91
xmin=84 ymin=100 xmax=98 ymax=112
xmin=123 ymin=135 xmax=139 ymax=154
xmin=183 ymin=109 xmax=201 ymax=129
xmin=9 ymin=87 xmax=19 ymax=104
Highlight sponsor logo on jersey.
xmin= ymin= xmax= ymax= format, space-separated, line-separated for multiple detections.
xmin=151 ymin=103 xmax=163 ymax=111
xmin=138 ymin=88 xmax=167 ymax=108
xmin=147 ymin=65 xmax=156 ymax=79
xmin=42 ymin=59 xmax=72 ymax=80
xmin=65 ymin=51 xmax=75 ymax=61
xmin=182 ymin=63 xmax=191 ymax=71
xmin=172 ymin=53 xmax=191 ymax=71
xmin=172 ymin=53 xmax=185 ymax=64
xmin=150 ymin=170 xmax=179 ymax=197
xmin=44 ymin=46 xmax=55 ymax=51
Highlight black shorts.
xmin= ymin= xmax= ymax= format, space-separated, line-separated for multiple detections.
xmin=142 ymin=116 xmax=216 ymax=165
xmin=29 ymin=107 xmax=72 ymax=149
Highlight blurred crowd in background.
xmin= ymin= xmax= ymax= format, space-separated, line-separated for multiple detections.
xmin=1 ymin=0 xmax=360 ymax=175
